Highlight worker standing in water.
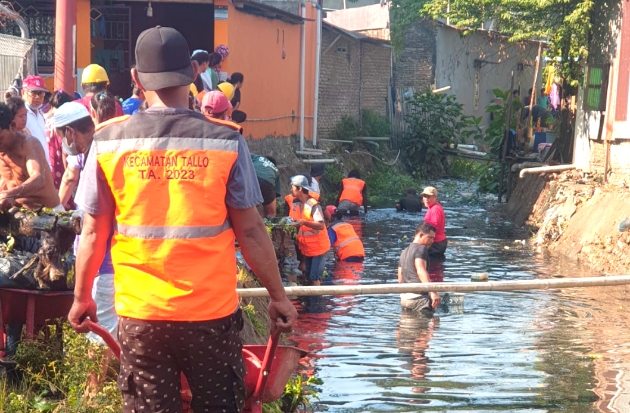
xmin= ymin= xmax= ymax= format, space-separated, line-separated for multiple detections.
xmin=326 ymin=206 xmax=364 ymax=262
xmin=291 ymin=175 xmax=330 ymax=285
xmin=421 ymin=186 xmax=447 ymax=256
xmin=398 ymin=222 xmax=440 ymax=315
xmin=336 ymin=169 xmax=368 ymax=216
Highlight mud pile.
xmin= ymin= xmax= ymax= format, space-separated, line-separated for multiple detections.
xmin=508 ymin=170 xmax=630 ymax=274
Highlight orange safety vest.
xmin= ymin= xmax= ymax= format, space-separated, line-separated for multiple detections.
xmin=297 ymin=198 xmax=331 ymax=257
xmin=330 ymin=222 xmax=364 ymax=261
xmin=95 ymin=115 xmax=131 ymax=131
xmin=340 ymin=178 xmax=365 ymax=205
xmin=285 ymin=194 xmax=302 ymax=220
xmin=92 ymin=110 xmax=242 ymax=322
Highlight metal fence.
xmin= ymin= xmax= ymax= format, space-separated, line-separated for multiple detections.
xmin=0 ymin=32 xmax=35 ymax=91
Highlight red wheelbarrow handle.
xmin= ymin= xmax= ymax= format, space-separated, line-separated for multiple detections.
xmin=85 ymin=319 xmax=121 ymax=360
xmin=251 ymin=330 xmax=281 ymax=412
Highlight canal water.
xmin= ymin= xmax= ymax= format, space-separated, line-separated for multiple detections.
xmin=288 ymin=203 xmax=630 ymax=412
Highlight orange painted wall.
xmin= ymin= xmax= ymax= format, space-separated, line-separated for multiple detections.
xmin=214 ymin=0 xmax=229 ymax=72
xmin=76 ymin=0 xmax=91 ymax=69
xmin=224 ymin=4 xmax=316 ymax=139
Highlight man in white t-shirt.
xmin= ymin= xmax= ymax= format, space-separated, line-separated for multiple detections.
xmin=310 ymin=163 xmax=324 ymax=194
xmin=21 ymin=75 xmax=51 ymax=168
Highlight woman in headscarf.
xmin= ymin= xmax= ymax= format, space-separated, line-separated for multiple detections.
xmin=214 ymin=44 xmax=230 ymax=78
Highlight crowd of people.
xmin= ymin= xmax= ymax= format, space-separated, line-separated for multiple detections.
xmin=0 ymin=24 xmax=452 ymax=412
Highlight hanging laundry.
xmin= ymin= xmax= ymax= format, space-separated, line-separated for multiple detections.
xmin=544 ymin=65 xmax=555 ymax=96
xmin=550 ymin=83 xmax=561 ymax=110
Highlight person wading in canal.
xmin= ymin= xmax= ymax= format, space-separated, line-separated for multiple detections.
xmin=336 ymin=169 xmax=368 ymax=216
xmin=67 ymin=26 xmax=297 ymax=413
xmin=422 ymin=186 xmax=448 ymax=256
xmin=327 ymin=206 xmax=365 ymax=262
xmin=291 ymin=175 xmax=330 ymax=286
xmin=398 ymin=222 xmax=441 ymax=315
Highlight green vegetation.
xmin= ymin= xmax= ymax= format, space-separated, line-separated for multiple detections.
xmin=475 ymin=88 xmax=522 ymax=194
xmin=360 ymin=109 xmax=391 ymax=138
xmin=1 ymin=325 xmax=121 ymax=413
xmin=447 ymin=158 xmax=480 ymax=181
xmin=402 ymin=90 xmax=481 ymax=178
xmin=366 ymin=164 xmax=424 ymax=207
xmin=264 ymin=375 xmax=323 ymax=413
xmin=390 ymin=0 xmax=599 ymax=89
xmin=1 ymin=316 xmax=319 ymax=413
xmin=242 ymin=303 xmax=267 ymax=338
xmin=329 ymin=110 xmax=391 ymax=141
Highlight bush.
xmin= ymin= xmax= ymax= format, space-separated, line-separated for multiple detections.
xmin=0 ymin=324 xmax=122 ymax=413
xmin=402 ymin=90 xmax=481 ymax=178
xmin=366 ymin=164 xmax=423 ymax=207
xmin=476 ymin=88 xmax=522 ymax=193
xmin=447 ymin=157 xmax=479 ymax=181
xmin=361 ymin=109 xmax=390 ymax=138
xmin=329 ymin=110 xmax=390 ymax=141
xmin=330 ymin=115 xmax=360 ymax=141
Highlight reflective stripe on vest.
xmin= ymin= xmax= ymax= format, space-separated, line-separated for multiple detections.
xmin=334 ymin=236 xmax=361 ymax=251
xmin=115 ymin=219 xmax=231 ymax=239
xmin=340 ymin=178 xmax=365 ymax=205
xmin=331 ymin=222 xmax=365 ymax=260
xmin=93 ymin=111 xmax=241 ymax=322
xmin=297 ymin=198 xmax=331 ymax=257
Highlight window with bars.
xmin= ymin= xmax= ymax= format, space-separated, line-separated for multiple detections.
xmin=583 ymin=64 xmax=609 ymax=111
xmin=0 ymin=0 xmax=55 ymax=69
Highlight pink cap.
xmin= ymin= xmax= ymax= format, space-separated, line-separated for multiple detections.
xmin=326 ymin=205 xmax=337 ymax=216
xmin=201 ymin=90 xmax=232 ymax=115
xmin=23 ymin=75 xmax=48 ymax=92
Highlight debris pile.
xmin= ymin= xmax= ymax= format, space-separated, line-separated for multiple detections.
xmin=524 ymin=170 xmax=630 ymax=274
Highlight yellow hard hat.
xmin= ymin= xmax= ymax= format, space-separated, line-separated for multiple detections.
xmin=217 ymin=82 xmax=235 ymax=100
xmin=81 ymin=64 xmax=110 ymax=85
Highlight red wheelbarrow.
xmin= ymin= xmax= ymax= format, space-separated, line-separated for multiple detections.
xmin=0 ymin=289 xmax=74 ymax=357
xmin=86 ymin=320 xmax=307 ymax=413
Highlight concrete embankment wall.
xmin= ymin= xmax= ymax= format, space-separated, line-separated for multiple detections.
xmin=507 ymin=171 xmax=630 ymax=275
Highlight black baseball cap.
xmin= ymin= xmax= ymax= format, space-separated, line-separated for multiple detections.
xmin=135 ymin=26 xmax=194 ymax=91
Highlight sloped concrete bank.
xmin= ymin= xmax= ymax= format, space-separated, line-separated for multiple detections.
xmin=507 ymin=171 xmax=630 ymax=275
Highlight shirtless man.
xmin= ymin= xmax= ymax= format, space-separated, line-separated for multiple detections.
xmin=0 ymin=103 xmax=59 ymax=210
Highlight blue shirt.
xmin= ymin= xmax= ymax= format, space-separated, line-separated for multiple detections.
xmin=328 ymin=227 xmax=337 ymax=245
xmin=122 ymin=97 xmax=143 ymax=115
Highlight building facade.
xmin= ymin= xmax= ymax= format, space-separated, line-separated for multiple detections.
xmin=573 ymin=0 xmax=630 ymax=182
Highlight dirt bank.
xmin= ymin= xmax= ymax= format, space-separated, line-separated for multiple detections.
xmin=507 ymin=171 xmax=630 ymax=275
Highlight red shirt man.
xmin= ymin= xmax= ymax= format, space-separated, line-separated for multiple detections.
xmin=422 ymin=186 xmax=448 ymax=255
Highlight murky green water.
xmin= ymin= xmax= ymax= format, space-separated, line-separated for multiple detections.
xmin=288 ymin=205 xmax=630 ymax=412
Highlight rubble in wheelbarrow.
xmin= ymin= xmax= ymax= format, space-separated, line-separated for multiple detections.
xmin=0 ymin=207 xmax=80 ymax=290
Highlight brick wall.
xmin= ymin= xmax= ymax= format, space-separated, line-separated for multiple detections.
xmin=360 ymin=42 xmax=391 ymax=119
xmin=318 ymin=29 xmax=361 ymax=139
xmin=317 ymin=28 xmax=391 ymax=139
xmin=392 ymin=19 xmax=437 ymax=95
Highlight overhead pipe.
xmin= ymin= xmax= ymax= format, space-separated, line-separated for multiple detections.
xmin=519 ymin=164 xmax=576 ymax=179
xmin=237 ymin=275 xmax=630 ymax=297
xmin=300 ymin=158 xmax=337 ymax=163
xmin=299 ymin=3 xmax=306 ymax=152
xmin=511 ymin=162 xmax=543 ymax=173
xmin=311 ymin=3 xmax=322 ymax=148
xmin=54 ymin=0 xmax=77 ymax=92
